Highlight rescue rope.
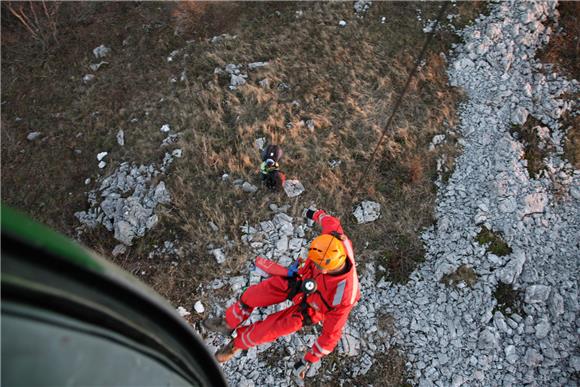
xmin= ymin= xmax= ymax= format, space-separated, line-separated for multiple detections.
xmin=346 ymin=2 xmax=450 ymax=217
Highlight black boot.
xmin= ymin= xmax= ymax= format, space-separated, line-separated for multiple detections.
xmin=202 ymin=317 xmax=234 ymax=336
xmin=215 ymin=341 xmax=240 ymax=363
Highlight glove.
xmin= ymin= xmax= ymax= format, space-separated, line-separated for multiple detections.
xmin=287 ymin=259 xmax=300 ymax=278
xmin=305 ymin=209 xmax=316 ymax=220
xmin=292 ymin=358 xmax=310 ymax=380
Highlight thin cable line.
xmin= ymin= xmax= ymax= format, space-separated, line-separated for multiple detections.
xmin=347 ymin=2 xmax=450 ymax=214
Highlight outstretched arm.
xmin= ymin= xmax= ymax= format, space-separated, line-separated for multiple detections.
xmin=306 ymin=209 xmax=344 ymax=235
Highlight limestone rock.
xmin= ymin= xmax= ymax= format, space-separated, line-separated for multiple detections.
xmin=353 ymin=201 xmax=381 ymax=224
xmin=211 ymin=248 xmax=226 ymax=264
xmin=242 ymin=182 xmax=258 ymax=193
xmin=497 ymin=251 xmax=526 ymax=284
xmin=283 ymin=180 xmax=305 ymax=197
xmin=478 ymin=328 xmax=499 ymax=350
xmin=93 ymin=44 xmax=111 ymax=58
xmin=194 ymin=301 xmax=205 ymax=314
xmin=27 ymin=132 xmax=41 ymax=141
xmin=525 ymin=285 xmax=551 ymax=304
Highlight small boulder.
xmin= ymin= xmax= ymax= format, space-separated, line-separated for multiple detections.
xmin=353 ymin=201 xmax=381 ymax=224
xmin=83 ymin=74 xmax=95 ymax=83
xmin=26 ymin=132 xmax=41 ymax=141
xmin=242 ymin=182 xmax=258 ymax=193
xmin=511 ymin=107 xmax=529 ymax=126
xmin=194 ymin=301 xmax=205 ymax=314
xmin=117 ymin=129 xmax=125 ymax=146
xmin=525 ymin=284 xmax=551 ymax=304
xmin=176 ymin=306 xmax=191 ymax=317
xmin=248 ymin=61 xmax=269 ymax=70
xmin=283 ymin=180 xmax=305 ymax=198
xmin=211 ymin=248 xmax=226 ymax=264
xmin=93 ymin=44 xmax=111 ymax=58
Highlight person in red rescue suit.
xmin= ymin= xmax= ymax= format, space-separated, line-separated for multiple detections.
xmin=203 ymin=208 xmax=361 ymax=380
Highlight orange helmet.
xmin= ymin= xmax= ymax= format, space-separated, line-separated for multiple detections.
xmin=307 ymin=234 xmax=346 ymax=272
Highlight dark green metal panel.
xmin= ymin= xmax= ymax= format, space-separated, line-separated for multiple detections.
xmin=1 ymin=205 xmax=101 ymax=271
xmin=1 ymin=205 xmax=227 ymax=387
xmin=2 ymin=304 xmax=193 ymax=386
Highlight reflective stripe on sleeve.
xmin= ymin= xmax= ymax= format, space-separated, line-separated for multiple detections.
xmin=232 ymin=302 xmax=250 ymax=324
xmin=314 ymin=341 xmax=331 ymax=355
xmin=332 ymin=279 xmax=347 ymax=306
xmin=241 ymin=326 xmax=257 ymax=348
xmin=350 ymin=275 xmax=359 ymax=305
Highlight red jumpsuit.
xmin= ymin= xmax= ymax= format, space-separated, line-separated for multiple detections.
xmin=224 ymin=210 xmax=361 ymax=363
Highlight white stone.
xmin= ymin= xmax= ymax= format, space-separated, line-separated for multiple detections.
xmin=259 ymin=78 xmax=270 ymax=89
xmin=497 ymin=251 xmax=526 ymax=284
xmin=548 ymin=290 xmax=564 ymax=317
xmin=211 ymin=248 xmax=226 ymax=264
xmin=255 ymin=137 xmax=266 ymax=150
xmin=522 ymin=192 xmax=547 ymax=215
xmin=83 ymin=74 xmax=95 ymax=83
xmin=248 ymin=62 xmax=269 ymax=70
xmin=27 ymin=132 xmax=41 ymax=141
xmin=570 ymin=184 xmax=580 ymax=200
xmin=225 ymin=64 xmax=239 ymax=74
xmin=117 ymin=129 xmax=125 ymax=146
xmin=505 ymin=345 xmax=518 ymax=364
xmin=98 ymin=161 xmax=107 ymax=169
xmin=93 ymin=44 xmax=111 ymax=58
xmin=511 ymin=107 xmax=528 ymax=126
xmin=354 ymin=0 xmax=372 ymax=14
xmin=535 ymin=319 xmax=551 ymax=339
xmin=160 ymin=124 xmax=171 ymax=132
xmin=339 ymin=20 xmax=347 ymax=27
xmin=478 ymin=328 xmax=498 ymax=350
xmin=430 ymin=134 xmax=446 ymax=150
xmin=242 ymin=182 xmax=258 ymax=193
xmin=524 ymin=348 xmax=543 ymax=367
xmin=283 ymin=180 xmax=305 ymax=197
xmin=176 ymin=306 xmax=190 ymax=317
xmin=525 ymin=285 xmax=551 ymax=304
xmin=338 ymin=333 xmax=360 ymax=356
xmin=97 ymin=152 xmax=108 ymax=161
xmin=353 ymin=201 xmax=381 ymax=224
xmin=194 ymin=301 xmax=205 ymax=314
xmin=230 ymin=74 xmax=247 ymax=88
xmin=89 ymin=61 xmax=108 ymax=71
xmin=230 ymin=276 xmax=246 ymax=292
xmin=276 ymin=235 xmax=288 ymax=252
